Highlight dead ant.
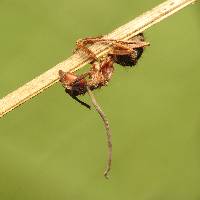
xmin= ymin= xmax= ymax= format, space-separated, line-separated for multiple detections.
xmin=59 ymin=33 xmax=149 ymax=178
xmin=60 ymin=33 xmax=149 ymax=108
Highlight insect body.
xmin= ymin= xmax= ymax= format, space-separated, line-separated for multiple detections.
xmin=59 ymin=33 xmax=149 ymax=178
xmin=60 ymin=33 xmax=149 ymax=107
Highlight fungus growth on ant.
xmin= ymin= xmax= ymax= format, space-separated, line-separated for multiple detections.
xmin=59 ymin=33 xmax=149 ymax=178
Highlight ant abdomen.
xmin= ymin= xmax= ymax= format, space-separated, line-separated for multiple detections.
xmin=112 ymin=47 xmax=144 ymax=67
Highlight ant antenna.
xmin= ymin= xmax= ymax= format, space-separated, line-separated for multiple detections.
xmin=86 ymin=86 xmax=112 ymax=179
xmin=68 ymin=92 xmax=91 ymax=109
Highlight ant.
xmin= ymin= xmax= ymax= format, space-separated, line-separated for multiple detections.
xmin=59 ymin=33 xmax=149 ymax=178
xmin=59 ymin=33 xmax=149 ymax=108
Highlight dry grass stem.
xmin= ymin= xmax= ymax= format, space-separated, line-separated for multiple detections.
xmin=0 ymin=0 xmax=197 ymax=118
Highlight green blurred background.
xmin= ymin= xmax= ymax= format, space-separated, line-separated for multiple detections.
xmin=0 ymin=0 xmax=200 ymax=199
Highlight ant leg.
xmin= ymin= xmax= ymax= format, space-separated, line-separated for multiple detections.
xmin=75 ymin=37 xmax=115 ymax=56
xmin=74 ymin=35 xmax=149 ymax=60
xmin=111 ymin=42 xmax=147 ymax=51
xmin=77 ymin=37 xmax=149 ymax=48
xmin=109 ymin=49 xmax=132 ymax=56
xmin=75 ymin=40 xmax=98 ymax=61
xmin=73 ymin=36 xmax=104 ymax=60
xmin=108 ymin=41 xmax=149 ymax=57
xmin=86 ymin=86 xmax=112 ymax=179
xmin=124 ymin=41 xmax=150 ymax=48
xmin=73 ymin=36 xmax=134 ymax=60
xmin=76 ymin=39 xmax=142 ymax=55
